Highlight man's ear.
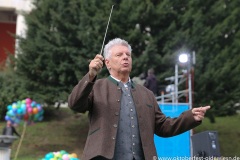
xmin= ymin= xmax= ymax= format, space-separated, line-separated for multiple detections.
xmin=105 ymin=59 xmax=110 ymax=69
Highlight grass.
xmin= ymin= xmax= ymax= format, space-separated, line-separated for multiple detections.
xmin=194 ymin=114 xmax=240 ymax=157
xmin=0 ymin=108 xmax=239 ymax=159
xmin=0 ymin=108 xmax=89 ymax=160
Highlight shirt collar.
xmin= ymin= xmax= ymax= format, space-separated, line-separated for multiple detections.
xmin=108 ymin=75 xmax=135 ymax=88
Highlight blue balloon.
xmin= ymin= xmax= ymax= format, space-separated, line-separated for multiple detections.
xmin=5 ymin=115 xmax=10 ymax=121
xmin=7 ymin=110 xmax=14 ymax=116
xmin=17 ymin=108 xmax=23 ymax=115
xmin=7 ymin=105 xmax=12 ymax=110
xmin=45 ymin=152 xmax=54 ymax=159
xmin=12 ymin=108 xmax=17 ymax=114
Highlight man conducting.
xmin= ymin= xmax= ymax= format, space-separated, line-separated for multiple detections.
xmin=68 ymin=38 xmax=210 ymax=160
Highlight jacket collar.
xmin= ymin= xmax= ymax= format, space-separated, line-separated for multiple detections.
xmin=107 ymin=75 xmax=136 ymax=88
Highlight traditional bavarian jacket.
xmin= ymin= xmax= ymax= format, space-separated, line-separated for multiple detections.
xmin=68 ymin=73 xmax=201 ymax=160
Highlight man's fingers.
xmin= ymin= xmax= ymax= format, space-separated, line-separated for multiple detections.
xmin=197 ymin=115 xmax=204 ymax=120
xmin=203 ymin=106 xmax=211 ymax=111
xmin=192 ymin=105 xmax=211 ymax=115
xmin=95 ymin=54 xmax=104 ymax=61
xmin=192 ymin=106 xmax=210 ymax=121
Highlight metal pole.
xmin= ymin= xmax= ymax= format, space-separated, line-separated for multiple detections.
xmin=161 ymin=91 xmax=164 ymax=104
xmin=175 ymin=64 xmax=178 ymax=103
xmin=188 ymin=54 xmax=193 ymax=157
xmin=188 ymin=55 xmax=192 ymax=110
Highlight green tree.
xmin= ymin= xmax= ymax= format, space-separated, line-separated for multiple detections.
xmin=15 ymin=0 xmax=240 ymax=115
xmin=0 ymin=68 xmax=29 ymax=120
xmin=16 ymin=0 xmax=112 ymax=104
xmin=180 ymin=0 xmax=240 ymax=115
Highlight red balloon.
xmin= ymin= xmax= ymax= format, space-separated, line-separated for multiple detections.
xmin=24 ymin=114 xmax=29 ymax=121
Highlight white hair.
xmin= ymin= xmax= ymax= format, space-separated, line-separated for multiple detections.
xmin=103 ymin=38 xmax=132 ymax=59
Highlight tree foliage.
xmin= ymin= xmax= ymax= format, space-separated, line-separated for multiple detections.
xmin=15 ymin=0 xmax=240 ymax=115
xmin=0 ymin=68 xmax=29 ymax=120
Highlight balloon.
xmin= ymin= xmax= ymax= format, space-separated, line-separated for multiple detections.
xmin=70 ymin=153 xmax=78 ymax=158
xmin=5 ymin=98 xmax=44 ymax=124
xmin=60 ymin=150 xmax=68 ymax=155
xmin=7 ymin=105 xmax=12 ymax=110
xmin=17 ymin=108 xmax=23 ymax=115
xmin=45 ymin=152 xmax=54 ymax=159
xmin=62 ymin=154 xmax=70 ymax=160
xmin=7 ymin=110 xmax=14 ymax=117
xmin=37 ymin=105 xmax=42 ymax=111
xmin=23 ymin=114 xmax=29 ymax=121
xmin=32 ymin=108 xmax=38 ymax=114
xmin=27 ymin=107 xmax=33 ymax=114
xmin=12 ymin=107 xmax=17 ymax=114
xmin=31 ymin=101 xmax=37 ymax=107
xmin=42 ymin=151 xmax=80 ymax=160
xmin=25 ymin=98 xmax=32 ymax=104
xmin=26 ymin=103 xmax=31 ymax=108
xmin=12 ymin=103 xmax=17 ymax=109
xmin=5 ymin=115 xmax=10 ymax=121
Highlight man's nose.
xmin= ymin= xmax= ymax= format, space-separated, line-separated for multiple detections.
xmin=123 ymin=53 xmax=129 ymax=59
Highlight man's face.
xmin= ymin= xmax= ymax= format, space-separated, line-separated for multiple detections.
xmin=105 ymin=45 xmax=132 ymax=75
xmin=7 ymin=121 xmax=11 ymax=126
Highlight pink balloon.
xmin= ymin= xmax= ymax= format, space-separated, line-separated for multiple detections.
xmin=27 ymin=107 xmax=32 ymax=114
xmin=25 ymin=98 xmax=32 ymax=104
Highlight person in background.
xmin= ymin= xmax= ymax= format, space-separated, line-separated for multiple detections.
xmin=132 ymin=72 xmax=146 ymax=86
xmin=144 ymin=68 xmax=158 ymax=96
xmin=68 ymin=38 xmax=210 ymax=160
xmin=2 ymin=121 xmax=21 ymax=137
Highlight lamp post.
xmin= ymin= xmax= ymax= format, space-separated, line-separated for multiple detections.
xmin=178 ymin=51 xmax=195 ymax=157
xmin=178 ymin=52 xmax=195 ymax=110
xmin=174 ymin=64 xmax=178 ymax=103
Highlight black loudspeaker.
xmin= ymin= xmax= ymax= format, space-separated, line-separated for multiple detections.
xmin=191 ymin=131 xmax=221 ymax=157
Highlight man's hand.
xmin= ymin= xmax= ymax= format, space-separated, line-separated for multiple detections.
xmin=192 ymin=106 xmax=211 ymax=121
xmin=89 ymin=54 xmax=104 ymax=81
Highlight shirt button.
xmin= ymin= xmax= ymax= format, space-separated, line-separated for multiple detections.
xmin=132 ymin=125 xmax=135 ymax=128
xmin=133 ymin=152 xmax=135 ymax=155
xmin=130 ymin=109 xmax=133 ymax=112
xmin=113 ymin=124 xmax=117 ymax=128
xmin=131 ymin=117 xmax=134 ymax=119
xmin=128 ymin=94 xmax=130 ymax=96
xmin=133 ymin=143 xmax=135 ymax=146
xmin=132 ymin=134 xmax=135 ymax=138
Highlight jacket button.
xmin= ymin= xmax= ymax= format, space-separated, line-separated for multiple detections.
xmin=113 ymin=124 xmax=117 ymax=128
xmin=115 ymin=112 xmax=119 ymax=116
